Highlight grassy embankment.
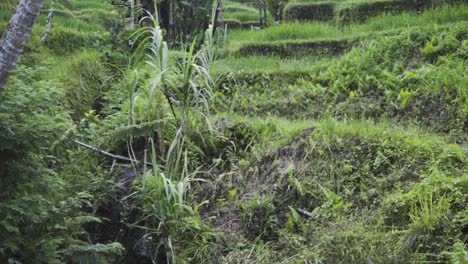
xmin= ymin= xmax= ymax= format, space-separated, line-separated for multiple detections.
xmin=199 ymin=2 xmax=468 ymax=262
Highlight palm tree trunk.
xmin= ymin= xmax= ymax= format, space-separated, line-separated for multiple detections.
xmin=0 ymin=0 xmax=45 ymax=93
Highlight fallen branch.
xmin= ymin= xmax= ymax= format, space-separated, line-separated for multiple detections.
xmin=295 ymin=208 xmax=313 ymax=218
xmin=74 ymin=139 xmax=153 ymax=167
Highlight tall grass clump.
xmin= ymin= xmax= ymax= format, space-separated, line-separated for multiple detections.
xmin=409 ymin=192 xmax=450 ymax=234
xmin=123 ymin=2 xmax=224 ymax=262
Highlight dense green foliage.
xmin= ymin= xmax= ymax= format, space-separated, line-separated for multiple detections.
xmin=1 ymin=0 xmax=467 ymax=263
xmin=0 ymin=0 xmax=126 ymax=262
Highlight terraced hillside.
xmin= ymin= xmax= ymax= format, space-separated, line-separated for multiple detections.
xmin=202 ymin=1 xmax=468 ymax=262
xmin=0 ymin=0 xmax=467 ymax=263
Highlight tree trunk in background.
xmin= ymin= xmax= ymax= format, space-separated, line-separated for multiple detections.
xmin=218 ymin=0 xmax=224 ymax=27
xmin=40 ymin=0 xmax=55 ymax=44
xmin=130 ymin=0 xmax=135 ymax=30
xmin=259 ymin=0 xmax=266 ymax=27
xmin=160 ymin=0 xmax=171 ymax=36
xmin=261 ymin=0 xmax=267 ymax=27
xmin=0 ymin=0 xmax=45 ymax=93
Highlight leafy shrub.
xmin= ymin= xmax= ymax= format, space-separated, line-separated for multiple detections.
xmin=0 ymin=66 xmax=122 ymax=262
